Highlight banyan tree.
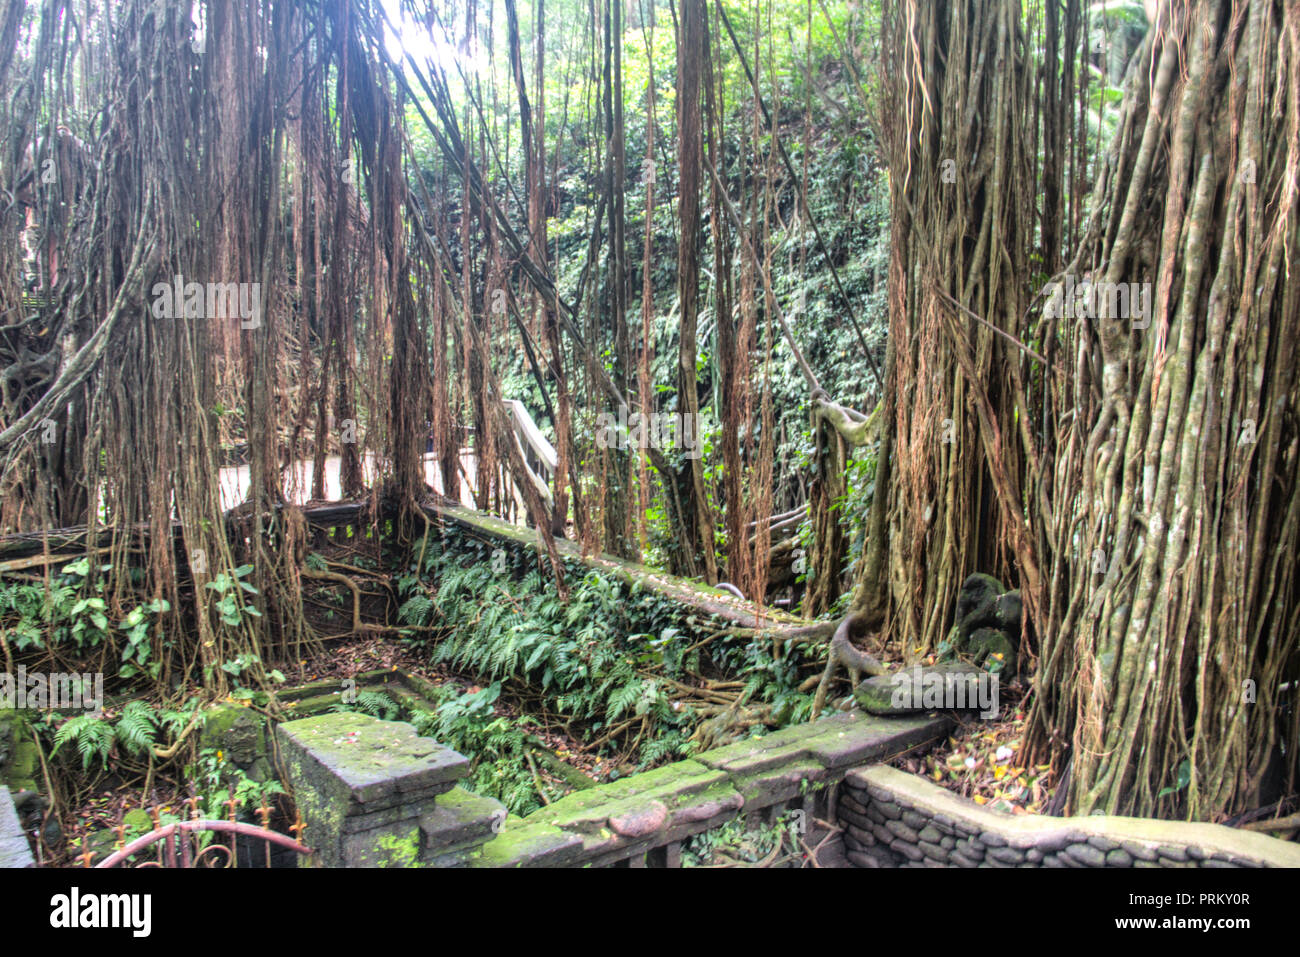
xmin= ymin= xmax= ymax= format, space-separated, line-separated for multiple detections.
xmin=0 ymin=0 xmax=1296 ymax=824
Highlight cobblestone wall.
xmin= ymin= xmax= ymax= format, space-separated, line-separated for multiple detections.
xmin=839 ymin=766 xmax=1300 ymax=868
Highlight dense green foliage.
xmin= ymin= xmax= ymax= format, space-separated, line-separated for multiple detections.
xmin=346 ymin=526 xmax=824 ymax=813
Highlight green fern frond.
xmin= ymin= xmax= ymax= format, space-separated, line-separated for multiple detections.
xmin=398 ymin=593 xmax=434 ymax=626
xmin=337 ymin=690 xmax=400 ymax=721
xmin=53 ymin=714 xmax=114 ymax=769
xmin=114 ymin=700 xmax=159 ymax=757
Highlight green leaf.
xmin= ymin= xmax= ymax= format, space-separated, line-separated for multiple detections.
xmin=1158 ymin=758 xmax=1193 ymax=798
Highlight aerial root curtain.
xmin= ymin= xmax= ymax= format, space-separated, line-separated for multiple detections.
xmin=873 ymin=0 xmax=1300 ymax=819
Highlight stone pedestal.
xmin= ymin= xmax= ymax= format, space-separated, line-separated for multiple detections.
xmin=278 ymin=711 xmax=499 ymax=867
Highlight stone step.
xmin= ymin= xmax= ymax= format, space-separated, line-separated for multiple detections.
xmin=419 ymin=786 xmax=506 ymax=866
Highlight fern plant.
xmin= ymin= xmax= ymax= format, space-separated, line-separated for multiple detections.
xmin=48 ymin=698 xmax=203 ymax=770
xmin=411 ymin=541 xmax=708 ymax=766
xmin=333 ymin=690 xmax=401 ymax=721
xmin=52 ymin=713 xmax=115 ymax=769
xmin=405 ymin=527 xmax=816 ymax=771
xmin=409 ymin=684 xmax=548 ymax=816
xmin=113 ymin=700 xmax=160 ymax=757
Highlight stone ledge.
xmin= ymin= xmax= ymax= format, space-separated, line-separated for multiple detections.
xmin=0 ymin=786 xmax=34 ymax=868
xmin=278 ymin=712 xmax=468 ymax=809
xmin=470 ymin=820 xmax=586 ymax=868
xmin=277 ymin=700 xmax=954 ymax=868
xmin=473 ymin=710 xmax=951 ymax=867
xmin=278 ymin=712 xmax=471 ymax=867
xmin=421 ymin=786 xmax=506 ymax=857
xmin=845 ymin=765 xmax=1300 ymax=868
xmin=340 ymin=793 xmax=444 ymax=834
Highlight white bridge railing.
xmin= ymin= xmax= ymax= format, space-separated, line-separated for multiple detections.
xmin=502 ymin=398 xmax=557 ymax=512
xmin=216 ymin=400 xmax=557 ymax=523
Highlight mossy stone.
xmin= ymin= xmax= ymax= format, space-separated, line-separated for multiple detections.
xmin=854 ymin=663 xmax=988 ymax=715
xmin=991 ymin=591 xmax=1022 ymax=633
xmin=967 ymin=627 xmax=1017 ymax=676
xmin=246 ymin=756 xmax=275 ymax=783
xmin=123 ymin=808 xmax=154 ymax=836
xmin=0 ymin=714 xmax=39 ymax=793
xmin=955 ymin=574 xmax=1005 ymax=642
xmin=199 ymin=703 xmax=267 ymax=767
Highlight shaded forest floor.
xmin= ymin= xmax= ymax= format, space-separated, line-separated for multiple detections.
xmin=892 ymin=687 xmax=1050 ymax=815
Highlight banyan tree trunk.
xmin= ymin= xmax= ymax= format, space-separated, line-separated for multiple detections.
xmin=1028 ymin=0 xmax=1300 ymax=819
xmin=877 ymin=0 xmax=1046 ymax=655
xmin=670 ymin=0 xmax=719 ymax=583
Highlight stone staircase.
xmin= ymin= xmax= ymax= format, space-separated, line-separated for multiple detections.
xmin=276 ymin=712 xmax=506 ymax=867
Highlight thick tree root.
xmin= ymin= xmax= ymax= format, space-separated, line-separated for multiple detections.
xmin=810 ymin=612 xmax=887 ymax=719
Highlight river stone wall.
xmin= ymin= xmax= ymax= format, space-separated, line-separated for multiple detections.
xmin=839 ymin=765 xmax=1300 ymax=868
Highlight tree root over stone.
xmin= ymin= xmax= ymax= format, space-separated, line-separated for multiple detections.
xmin=810 ymin=612 xmax=887 ymax=719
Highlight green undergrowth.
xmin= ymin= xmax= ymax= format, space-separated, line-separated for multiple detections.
xmin=341 ymin=526 xmax=822 ymax=814
xmin=335 ymin=682 xmax=553 ymax=815
xmin=0 ymin=557 xmax=171 ymax=679
xmin=681 ymin=809 xmax=809 ymax=867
